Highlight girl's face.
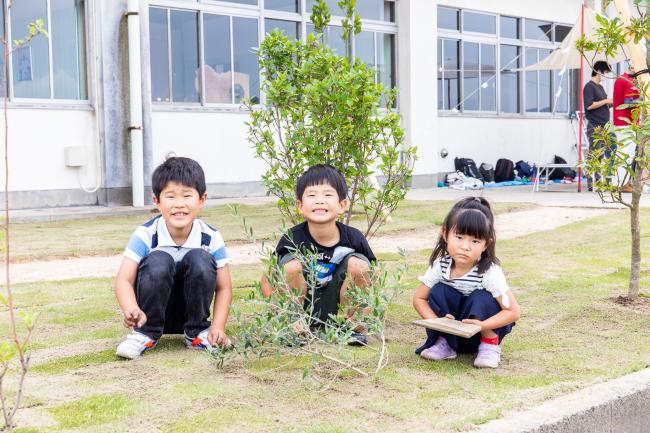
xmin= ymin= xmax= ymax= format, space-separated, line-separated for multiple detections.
xmin=444 ymin=228 xmax=488 ymax=268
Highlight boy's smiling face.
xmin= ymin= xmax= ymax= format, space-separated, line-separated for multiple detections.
xmin=297 ymin=183 xmax=347 ymax=225
xmin=153 ymin=181 xmax=207 ymax=239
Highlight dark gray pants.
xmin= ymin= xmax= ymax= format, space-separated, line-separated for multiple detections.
xmin=135 ymin=249 xmax=217 ymax=340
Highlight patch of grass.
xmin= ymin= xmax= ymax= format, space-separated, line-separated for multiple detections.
xmin=164 ymin=405 xmax=270 ymax=433
xmin=48 ymin=394 xmax=138 ymax=429
xmin=9 ymin=201 xmax=531 ymax=262
xmin=31 ymin=349 xmax=117 ymax=374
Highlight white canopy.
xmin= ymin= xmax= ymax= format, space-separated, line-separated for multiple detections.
xmin=514 ymin=7 xmax=629 ymax=71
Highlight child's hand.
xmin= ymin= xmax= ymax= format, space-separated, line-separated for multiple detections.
xmin=123 ymin=308 xmax=147 ymax=328
xmin=208 ymin=327 xmax=231 ymax=348
xmin=444 ymin=314 xmax=455 ymax=320
xmin=462 ymin=318 xmax=483 ymax=330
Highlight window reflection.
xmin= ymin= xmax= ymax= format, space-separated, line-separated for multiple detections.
xmin=203 ymin=14 xmax=231 ymax=104
xmin=12 ymin=0 xmax=50 ymax=99
xmin=170 ymin=10 xmax=199 ymax=103
xmin=233 ymin=17 xmax=259 ymax=104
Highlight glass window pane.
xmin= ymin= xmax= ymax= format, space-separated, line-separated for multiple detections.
xmin=307 ymin=0 xmax=342 ymax=16
xmin=525 ymin=19 xmax=552 ymax=41
xmin=525 ymin=48 xmax=538 ymax=112
xmin=0 ymin=4 xmax=4 ymax=92
xmin=223 ymin=0 xmax=257 ymax=5
xmin=170 ymin=10 xmax=199 ymax=103
xmin=480 ymin=44 xmax=496 ymax=111
xmin=463 ymin=41 xmax=479 ymax=111
xmin=437 ymin=7 xmax=459 ymax=30
xmin=233 ymin=17 xmax=259 ymax=104
xmin=463 ymin=11 xmax=496 ymax=34
xmin=12 ymin=0 xmax=50 ymax=98
xmin=265 ymin=0 xmax=298 ymax=13
xmin=539 ymin=49 xmax=551 ymax=112
xmin=265 ymin=19 xmax=299 ymax=40
xmin=554 ymin=24 xmax=571 ymax=43
xmin=437 ymin=38 xmax=443 ymax=110
xmin=554 ymin=69 xmax=569 ymax=113
xmin=149 ymin=8 xmax=169 ymax=102
xmin=203 ymin=14 xmax=231 ymax=104
xmin=500 ymin=16 xmax=519 ymax=39
xmin=325 ymin=26 xmax=345 ymax=56
xmin=500 ymin=45 xmax=520 ymax=113
xmin=378 ymin=33 xmax=394 ymax=90
xmin=51 ymin=0 xmax=87 ymax=100
xmin=356 ymin=31 xmax=374 ymax=70
xmin=355 ymin=0 xmax=383 ymax=20
xmin=383 ymin=1 xmax=395 ymax=22
xmin=443 ymin=39 xmax=459 ymax=110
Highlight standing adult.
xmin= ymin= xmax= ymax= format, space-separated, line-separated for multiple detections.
xmin=612 ymin=62 xmax=641 ymax=193
xmin=583 ymin=60 xmax=614 ymax=191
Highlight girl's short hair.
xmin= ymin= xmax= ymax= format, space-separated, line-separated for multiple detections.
xmin=429 ymin=197 xmax=498 ymax=274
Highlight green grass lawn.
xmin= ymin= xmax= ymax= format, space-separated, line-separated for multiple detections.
xmin=4 ymin=206 xmax=650 ymax=432
xmin=8 ymin=200 xmax=530 ymax=262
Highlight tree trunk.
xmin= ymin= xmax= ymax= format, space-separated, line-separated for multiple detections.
xmin=629 ymin=180 xmax=641 ymax=300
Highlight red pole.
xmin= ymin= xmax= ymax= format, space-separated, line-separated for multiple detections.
xmin=578 ymin=2 xmax=585 ymax=192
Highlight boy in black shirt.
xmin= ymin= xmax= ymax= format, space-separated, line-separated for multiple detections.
xmin=261 ymin=164 xmax=375 ymax=344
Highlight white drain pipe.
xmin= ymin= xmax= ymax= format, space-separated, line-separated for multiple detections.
xmin=127 ymin=0 xmax=144 ymax=207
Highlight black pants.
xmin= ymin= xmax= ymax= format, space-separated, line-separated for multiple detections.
xmin=587 ymin=123 xmax=617 ymax=188
xmin=415 ymin=283 xmax=513 ymax=355
xmin=134 ymin=249 xmax=217 ymax=340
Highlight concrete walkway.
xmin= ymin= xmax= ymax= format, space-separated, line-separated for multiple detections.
xmin=6 ymin=184 xmax=650 ymax=223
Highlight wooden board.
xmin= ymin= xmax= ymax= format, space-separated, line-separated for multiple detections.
xmin=412 ymin=318 xmax=481 ymax=338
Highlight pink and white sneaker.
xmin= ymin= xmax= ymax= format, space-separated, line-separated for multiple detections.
xmin=474 ymin=342 xmax=501 ymax=368
xmin=420 ymin=336 xmax=457 ymax=361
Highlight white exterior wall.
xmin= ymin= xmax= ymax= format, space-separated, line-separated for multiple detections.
xmin=151 ymin=111 xmax=266 ymax=183
xmin=0 ymin=108 xmax=98 ymax=191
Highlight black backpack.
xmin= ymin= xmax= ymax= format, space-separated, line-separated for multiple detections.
xmin=479 ymin=163 xmax=495 ymax=183
xmin=494 ymin=158 xmax=515 ymax=182
xmin=515 ymin=160 xmax=533 ymax=178
xmin=454 ymin=157 xmax=483 ymax=180
xmin=548 ymin=155 xmax=577 ymax=180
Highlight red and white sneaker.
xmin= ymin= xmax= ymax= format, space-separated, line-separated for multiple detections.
xmin=116 ymin=331 xmax=157 ymax=360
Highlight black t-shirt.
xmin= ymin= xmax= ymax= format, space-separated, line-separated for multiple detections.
xmin=276 ymin=221 xmax=376 ymax=286
xmin=583 ymin=80 xmax=610 ymax=126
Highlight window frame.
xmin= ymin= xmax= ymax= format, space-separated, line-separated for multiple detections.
xmin=150 ymin=0 xmax=398 ymax=110
xmin=5 ymin=0 xmax=89 ymax=105
xmin=437 ymin=5 xmax=573 ymax=118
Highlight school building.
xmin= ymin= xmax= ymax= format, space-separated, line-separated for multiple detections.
xmin=1 ymin=0 xmax=597 ymax=209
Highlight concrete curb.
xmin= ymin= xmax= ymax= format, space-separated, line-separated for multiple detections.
xmin=467 ymin=368 xmax=650 ymax=433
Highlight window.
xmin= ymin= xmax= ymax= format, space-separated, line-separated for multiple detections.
xmin=438 ymin=7 xmax=459 ymax=31
xmin=10 ymin=0 xmax=87 ymax=100
xmin=500 ymin=16 xmax=519 ymax=39
xmin=554 ymin=24 xmax=571 ymax=43
xmin=500 ymin=45 xmax=520 ymax=113
xmin=151 ymin=1 xmax=396 ymax=106
xmin=437 ymin=38 xmax=460 ymax=111
xmin=525 ymin=48 xmax=552 ymax=112
xmin=307 ymin=0 xmax=395 ymax=22
xmin=265 ymin=0 xmax=298 ymax=13
xmin=462 ymin=11 xmax=496 ymax=34
xmin=265 ymin=19 xmax=300 ymax=40
xmin=437 ymin=8 xmax=574 ymax=115
xmin=525 ymin=19 xmax=552 ymax=42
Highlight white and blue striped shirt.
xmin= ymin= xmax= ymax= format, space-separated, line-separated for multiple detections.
xmin=123 ymin=216 xmax=230 ymax=268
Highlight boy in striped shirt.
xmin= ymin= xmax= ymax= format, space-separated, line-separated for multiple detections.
xmin=115 ymin=157 xmax=233 ymax=359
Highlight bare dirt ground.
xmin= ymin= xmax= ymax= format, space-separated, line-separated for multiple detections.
xmin=7 ymin=206 xmax=614 ymax=284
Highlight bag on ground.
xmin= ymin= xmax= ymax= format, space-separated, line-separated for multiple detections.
xmin=454 ymin=157 xmax=484 ymax=181
xmin=494 ymin=158 xmax=515 ymax=182
xmin=479 ymin=163 xmax=495 ymax=183
xmin=549 ymin=155 xmax=577 ymax=180
xmin=515 ymin=160 xmax=533 ymax=178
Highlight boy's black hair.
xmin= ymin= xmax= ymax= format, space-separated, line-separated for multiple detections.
xmin=152 ymin=156 xmax=206 ymax=199
xmin=429 ymin=197 xmax=498 ymax=274
xmin=295 ymin=164 xmax=348 ymax=201
xmin=592 ymin=60 xmax=612 ymax=77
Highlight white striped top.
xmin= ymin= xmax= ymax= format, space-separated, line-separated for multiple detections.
xmin=123 ymin=215 xmax=230 ymax=268
xmin=418 ymin=255 xmax=510 ymax=307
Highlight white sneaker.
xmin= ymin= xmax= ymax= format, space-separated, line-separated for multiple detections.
xmin=473 ymin=342 xmax=501 ymax=368
xmin=116 ymin=330 xmax=156 ymax=360
xmin=185 ymin=328 xmax=232 ymax=351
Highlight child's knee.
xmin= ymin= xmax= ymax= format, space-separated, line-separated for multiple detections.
xmin=182 ymin=249 xmax=216 ymax=273
xmin=283 ymin=259 xmax=303 ymax=277
xmin=346 ymin=256 xmax=370 ymax=278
